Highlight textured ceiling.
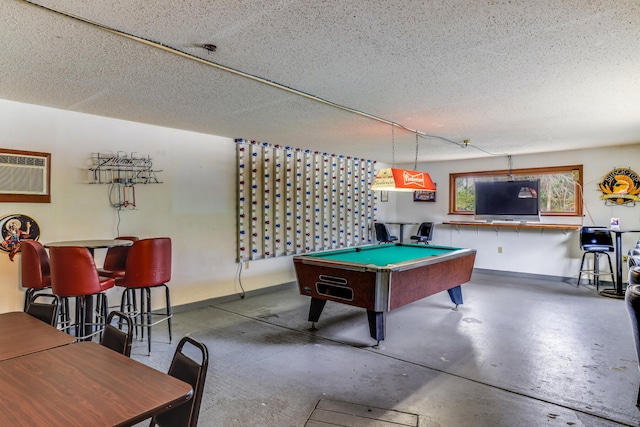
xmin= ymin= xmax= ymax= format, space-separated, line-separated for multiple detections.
xmin=1 ymin=0 xmax=639 ymax=163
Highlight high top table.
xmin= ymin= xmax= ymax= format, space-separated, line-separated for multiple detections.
xmin=0 ymin=311 xmax=74 ymax=361
xmin=44 ymin=239 xmax=133 ymax=256
xmin=385 ymin=222 xmax=418 ymax=243
xmin=0 ymin=342 xmax=193 ymax=426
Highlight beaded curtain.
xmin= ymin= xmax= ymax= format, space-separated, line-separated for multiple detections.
xmin=236 ymin=139 xmax=378 ymax=262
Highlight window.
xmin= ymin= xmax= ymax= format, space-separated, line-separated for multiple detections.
xmin=449 ymin=165 xmax=583 ymax=217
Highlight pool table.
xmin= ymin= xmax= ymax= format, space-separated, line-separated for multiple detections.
xmin=293 ymin=243 xmax=476 ymax=343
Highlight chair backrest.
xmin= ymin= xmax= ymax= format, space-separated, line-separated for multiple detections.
xmin=626 ymin=271 xmax=640 ymax=372
xmin=631 ymin=267 xmax=640 ymax=286
xmin=374 ymin=223 xmax=391 ymax=242
xmin=152 ymin=337 xmax=209 ymax=427
xmin=416 ymin=222 xmax=434 ymax=241
xmin=630 ymin=248 xmax=640 ymax=268
xmin=49 ymin=246 xmax=103 ymax=297
xmin=579 ymin=226 xmax=613 ymax=251
xmin=123 ymin=238 xmax=172 ymax=288
xmin=25 ymin=292 xmax=59 ymax=326
xmin=101 ymin=236 xmax=139 ymax=271
xmin=100 ymin=311 xmax=133 ymax=357
xmin=20 ymin=240 xmax=51 ymax=290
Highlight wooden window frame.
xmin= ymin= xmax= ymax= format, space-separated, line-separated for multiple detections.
xmin=449 ymin=164 xmax=583 ymax=217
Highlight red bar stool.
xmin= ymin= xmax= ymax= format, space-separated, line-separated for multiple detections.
xmin=19 ymin=240 xmax=51 ymax=310
xmin=49 ymin=246 xmax=115 ymax=341
xmin=96 ymin=236 xmax=140 ymax=329
xmin=118 ymin=237 xmax=172 ymax=355
xmin=96 ymin=236 xmax=139 ymax=277
xmin=20 ymin=240 xmax=70 ymax=331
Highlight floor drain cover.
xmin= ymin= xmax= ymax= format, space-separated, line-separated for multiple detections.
xmin=305 ymin=399 xmax=419 ymax=426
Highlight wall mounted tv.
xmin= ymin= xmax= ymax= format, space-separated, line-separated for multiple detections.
xmin=474 ymin=179 xmax=540 ymax=222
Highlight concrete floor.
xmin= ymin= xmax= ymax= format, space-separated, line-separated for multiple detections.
xmin=129 ymin=271 xmax=640 ymax=427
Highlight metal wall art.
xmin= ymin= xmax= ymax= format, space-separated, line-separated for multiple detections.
xmin=236 ymin=139 xmax=378 ymax=262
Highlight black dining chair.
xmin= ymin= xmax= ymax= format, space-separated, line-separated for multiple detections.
xmin=25 ymin=292 xmax=59 ymax=326
xmin=410 ymin=222 xmax=434 ymax=244
xmin=625 ymin=267 xmax=640 ymax=406
xmin=149 ymin=336 xmax=209 ymax=427
xmin=629 ymin=240 xmax=640 ymax=269
xmin=101 ymin=310 xmax=133 ymax=357
xmin=630 ymin=249 xmax=640 ymax=269
xmin=374 ymin=223 xmax=398 ymax=244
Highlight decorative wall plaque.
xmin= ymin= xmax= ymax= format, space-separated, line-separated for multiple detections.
xmin=598 ymin=168 xmax=640 ymax=206
xmin=0 ymin=214 xmax=41 ymax=261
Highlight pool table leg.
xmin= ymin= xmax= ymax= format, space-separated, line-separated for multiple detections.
xmin=447 ymin=286 xmax=463 ymax=306
xmin=367 ymin=310 xmax=385 ymax=342
xmin=308 ymin=298 xmax=327 ymax=322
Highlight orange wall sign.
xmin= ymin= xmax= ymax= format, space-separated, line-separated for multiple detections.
xmin=599 ymin=168 xmax=640 ymax=206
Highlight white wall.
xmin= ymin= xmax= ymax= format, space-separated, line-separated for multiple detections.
xmin=0 ymin=99 xmax=296 ymax=313
xmin=2 ymin=98 xmax=637 ymax=314
xmin=392 ymin=145 xmax=640 ymax=279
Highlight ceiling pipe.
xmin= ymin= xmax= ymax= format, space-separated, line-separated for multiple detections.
xmin=19 ymin=0 xmax=463 ymax=148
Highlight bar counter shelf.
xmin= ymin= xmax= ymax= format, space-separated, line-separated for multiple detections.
xmin=443 ymin=221 xmax=581 ymax=233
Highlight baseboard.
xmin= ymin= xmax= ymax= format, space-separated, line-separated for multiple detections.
xmin=173 ymin=269 xmax=616 ymax=314
xmin=472 ymin=268 xmax=614 ymax=286
xmin=171 ymin=281 xmax=298 ymax=314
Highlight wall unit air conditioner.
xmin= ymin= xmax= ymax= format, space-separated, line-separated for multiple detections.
xmin=0 ymin=149 xmax=50 ymax=203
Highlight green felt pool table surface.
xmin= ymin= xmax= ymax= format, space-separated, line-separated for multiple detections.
xmin=306 ymin=244 xmax=460 ymax=266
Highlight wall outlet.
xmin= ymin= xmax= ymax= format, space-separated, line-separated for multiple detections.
xmin=623 ymin=255 xmax=629 ymax=263
xmin=498 ymin=246 xmax=503 ymax=254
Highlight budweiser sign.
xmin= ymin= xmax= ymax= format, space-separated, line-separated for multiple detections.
xmin=402 ymin=170 xmax=426 ymax=188
xmin=371 ymin=168 xmax=436 ymax=191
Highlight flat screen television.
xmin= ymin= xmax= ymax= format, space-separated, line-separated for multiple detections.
xmin=474 ymin=180 xmax=540 ymax=222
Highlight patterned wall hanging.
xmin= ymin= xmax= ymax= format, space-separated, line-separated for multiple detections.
xmin=236 ymin=139 xmax=378 ymax=262
xmin=0 ymin=214 xmax=41 ymax=261
xmin=599 ymin=167 xmax=640 ymax=206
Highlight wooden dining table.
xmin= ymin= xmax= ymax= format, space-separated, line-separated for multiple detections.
xmin=0 ymin=311 xmax=74 ymax=361
xmin=0 ymin=341 xmax=193 ymax=426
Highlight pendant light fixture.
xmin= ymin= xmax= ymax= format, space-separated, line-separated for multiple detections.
xmin=371 ymin=128 xmax=436 ymax=192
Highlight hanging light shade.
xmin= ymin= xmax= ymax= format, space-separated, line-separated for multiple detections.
xmin=371 ymin=167 xmax=436 ymax=192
